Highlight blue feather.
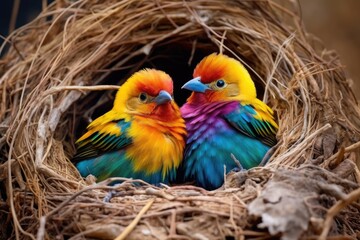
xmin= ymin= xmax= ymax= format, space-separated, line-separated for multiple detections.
xmin=181 ymin=101 xmax=276 ymax=190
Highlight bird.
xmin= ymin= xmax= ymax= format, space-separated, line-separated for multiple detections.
xmin=180 ymin=53 xmax=278 ymax=190
xmin=72 ymin=69 xmax=186 ymax=185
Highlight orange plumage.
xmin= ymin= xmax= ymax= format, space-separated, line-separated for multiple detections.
xmin=73 ymin=69 xmax=186 ymax=184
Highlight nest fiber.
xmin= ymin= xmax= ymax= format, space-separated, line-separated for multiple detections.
xmin=1 ymin=0 xmax=360 ymax=239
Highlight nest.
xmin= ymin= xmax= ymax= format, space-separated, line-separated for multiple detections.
xmin=1 ymin=0 xmax=360 ymax=239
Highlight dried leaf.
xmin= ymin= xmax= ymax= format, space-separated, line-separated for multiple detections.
xmin=323 ymin=129 xmax=337 ymax=159
xmin=248 ymin=166 xmax=356 ymax=240
xmin=248 ymin=176 xmax=310 ymax=240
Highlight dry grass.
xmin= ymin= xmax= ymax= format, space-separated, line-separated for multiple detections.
xmin=1 ymin=0 xmax=360 ymax=239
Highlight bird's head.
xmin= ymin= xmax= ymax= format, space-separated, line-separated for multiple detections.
xmin=113 ymin=69 xmax=179 ymax=120
xmin=182 ymin=53 xmax=257 ymax=104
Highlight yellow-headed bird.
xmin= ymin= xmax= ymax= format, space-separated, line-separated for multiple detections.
xmin=73 ymin=69 xmax=186 ymax=184
xmin=181 ymin=53 xmax=278 ymax=190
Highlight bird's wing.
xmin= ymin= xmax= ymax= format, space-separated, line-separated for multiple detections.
xmin=72 ymin=118 xmax=132 ymax=163
xmin=224 ymin=99 xmax=278 ymax=147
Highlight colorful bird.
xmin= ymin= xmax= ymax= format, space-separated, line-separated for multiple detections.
xmin=180 ymin=53 xmax=278 ymax=190
xmin=73 ymin=69 xmax=186 ymax=185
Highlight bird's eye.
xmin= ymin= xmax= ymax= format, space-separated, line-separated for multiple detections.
xmin=139 ymin=92 xmax=148 ymax=102
xmin=216 ymin=79 xmax=226 ymax=88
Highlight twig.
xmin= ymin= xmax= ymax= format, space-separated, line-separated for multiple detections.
xmin=35 ymin=107 xmax=48 ymax=167
xmin=230 ymin=153 xmax=242 ymax=170
xmin=328 ymin=146 xmax=345 ymax=169
xmin=168 ymin=210 xmax=177 ymax=237
xmin=9 ymin=0 xmax=20 ymax=34
xmin=36 ymin=217 xmax=46 ymax=240
xmin=324 ymin=141 xmax=360 ymax=165
xmin=48 ymin=85 xmax=120 ymax=93
xmin=48 ymin=86 xmax=83 ymax=131
xmin=219 ymin=30 xmax=227 ymax=54
xmin=319 ymin=188 xmax=360 ymax=240
xmin=114 ymin=198 xmax=155 ymax=240
xmin=145 ymin=187 xmax=175 ymax=200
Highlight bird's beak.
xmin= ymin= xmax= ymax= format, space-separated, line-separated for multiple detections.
xmin=155 ymin=90 xmax=173 ymax=105
xmin=181 ymin=77 xmax=210 ymax=93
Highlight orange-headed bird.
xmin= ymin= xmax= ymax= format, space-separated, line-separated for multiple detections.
xmin=180 ymin=53 xmax=278 ymax=190
xmin=73 ymin=69 xmax=186 ymax=184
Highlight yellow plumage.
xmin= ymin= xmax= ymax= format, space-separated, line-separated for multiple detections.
xmin=73 ymin=69 xmax=186 ymax=184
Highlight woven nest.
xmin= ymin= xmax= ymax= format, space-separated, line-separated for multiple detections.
xmin=1 ymin=0 xmax=360 ymax=239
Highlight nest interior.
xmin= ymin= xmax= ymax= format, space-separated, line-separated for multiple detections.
xmin=1 ymin=0 xmax=360 ymax=239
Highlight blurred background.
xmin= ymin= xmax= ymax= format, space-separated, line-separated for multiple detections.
xmin=300 ymin=0 xmax=360 ymax=99
xmin=1 ymin=0 xmax=359 ymax=99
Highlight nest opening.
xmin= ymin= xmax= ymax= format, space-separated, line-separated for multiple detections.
xmin=71 ymin=39 xmax=266 ymax=141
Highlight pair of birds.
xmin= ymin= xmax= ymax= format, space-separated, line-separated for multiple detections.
xmin=72 ymin=53 xmax=278 ymax=190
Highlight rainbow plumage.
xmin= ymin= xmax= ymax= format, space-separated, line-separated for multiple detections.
xmin=180 ymin=53 xmax=278 ymax=190
xmin=73 ymin=69 xmax=186 ymax=184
